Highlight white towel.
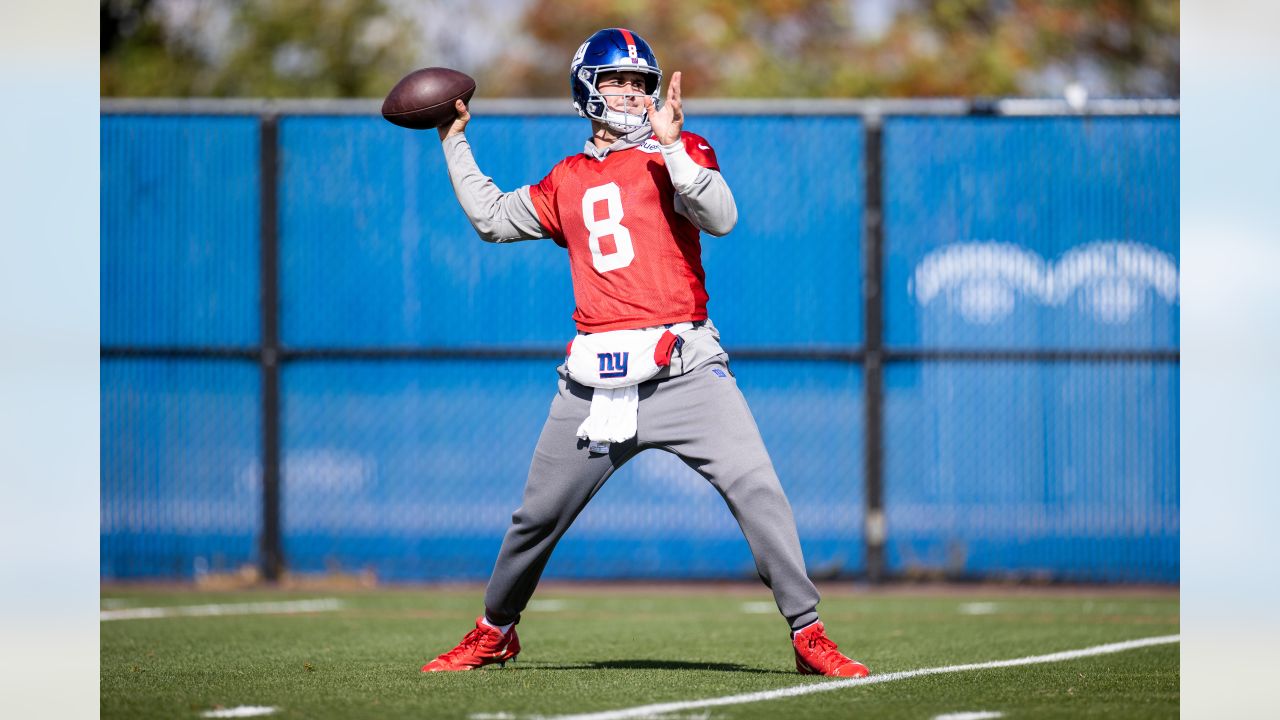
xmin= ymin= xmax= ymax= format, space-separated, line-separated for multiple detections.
xmin=564 ymin=322 xmax=694 ymax=446
xmin=576 ymin=384 xmax=639 ymax=444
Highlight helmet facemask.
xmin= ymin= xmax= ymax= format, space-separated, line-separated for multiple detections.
xmin=574 ymin=65 xmax=663 ymax=135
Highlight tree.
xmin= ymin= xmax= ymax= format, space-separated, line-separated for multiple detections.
xmin=482 ymin=0 xmax=1178 ymax=98
xmin=885 ymin=0 xmax=1180 ymax=96
xmin=101 ymin=0 xmax=421 ymax=98
xmin=101 ymin=0 xmax=1178 ymax=99
xmin=478 ymin=0 xmax=870 ymax=99
xmin=211 ymin=0 xmax=419 ymax=98
xmin=101 ymin=0 xmax=210 ymax=96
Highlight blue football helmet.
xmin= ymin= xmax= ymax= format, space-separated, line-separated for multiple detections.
xmin=570 ymin=28 xmax=662 ymax=134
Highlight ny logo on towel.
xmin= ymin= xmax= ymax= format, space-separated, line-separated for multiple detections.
xmin=598 ymin=351 xmax=629 ymax=379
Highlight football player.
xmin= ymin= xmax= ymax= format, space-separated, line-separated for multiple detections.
xmin=422 ymin=28 xmax=869 ymax=678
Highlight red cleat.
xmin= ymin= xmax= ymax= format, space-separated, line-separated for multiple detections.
xmin=792 ymin=622 xmax=870 ymax=677
xmin=421 ymin=617 xmax=521 ymax=672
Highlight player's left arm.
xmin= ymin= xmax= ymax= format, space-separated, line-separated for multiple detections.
xmin=645 ymin=72 xmax=739 ymax=237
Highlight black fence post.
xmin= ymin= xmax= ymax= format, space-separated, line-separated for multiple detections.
xmin=259 ymin=112 xmax=284 ymax=582
xmin=862 ymin=116 xmax=887 ymax=583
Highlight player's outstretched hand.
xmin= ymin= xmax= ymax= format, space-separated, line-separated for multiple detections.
xmin=645 ymin=71 xmax=683 ymax=145
xmin=438 ymin=99 xmax=471 ymax=141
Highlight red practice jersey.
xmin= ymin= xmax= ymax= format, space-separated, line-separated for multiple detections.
xmin=528 ymin=132 xmax=721 ymax=333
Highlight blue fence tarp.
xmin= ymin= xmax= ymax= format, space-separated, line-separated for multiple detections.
xmin=100 ymin=112 xmax=1178 ymax=583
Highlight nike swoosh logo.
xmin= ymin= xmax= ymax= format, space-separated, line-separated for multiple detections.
xmin=697 ymin=144 xmax=711 ymax=150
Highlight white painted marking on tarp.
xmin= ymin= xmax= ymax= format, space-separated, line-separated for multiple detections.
xmin=543 ymin=634 xmax=1180 ymax=720
xmin=958 ymin=602 xmax=999 ymax=615
xmin=739 ymin=601 xmax=775 ymax=614
xmin=933 ymin=712 xmax=1005 ymax=720
xmin=911 ymin=240 xmax=1180 ymax=324
xmin=100 ymin=598 xmax=343 ymax=621
xmin=199 ymin=706 xmax=278 ymax=718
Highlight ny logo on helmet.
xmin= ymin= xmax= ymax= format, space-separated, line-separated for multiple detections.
xmin=598 ymin=351 xmax=629 ymax=379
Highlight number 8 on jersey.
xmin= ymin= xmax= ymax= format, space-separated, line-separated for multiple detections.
xmin=581 ymin=182 xmax=635 ymax=273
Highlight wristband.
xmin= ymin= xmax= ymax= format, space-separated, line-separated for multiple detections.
xmin=660 ymin=138 xmax=701 ymax=193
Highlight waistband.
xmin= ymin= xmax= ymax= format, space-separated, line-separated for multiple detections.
xmin=581 ymin=318 xmax=706 ymax=336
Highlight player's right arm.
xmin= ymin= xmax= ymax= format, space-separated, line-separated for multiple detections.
xmin=438 ymin=100 xmax=547 ymax=244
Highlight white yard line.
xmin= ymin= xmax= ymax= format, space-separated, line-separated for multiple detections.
xmin=545 ymin=634 xmax=1179 ymax=720
xmin=528 ymin=599 xmax=570 ymax=612
xmin=958 ymin=602 xmax=1000 ymax=615
xmin=739 ymin=602 xmax=775 ymax=614
xmin=933 ymin=712 xmax=1005 ymax=720
xmin=100 ymin=598 xmax=343 ymax=621
xmin=199 ymin=706 xmax=278 ymax=718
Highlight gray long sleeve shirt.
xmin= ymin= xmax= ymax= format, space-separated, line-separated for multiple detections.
xmin=440 ymin=126 xmax=738 ymax=244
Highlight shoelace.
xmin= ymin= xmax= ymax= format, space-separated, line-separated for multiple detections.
xmin=441 ymin=627 xmax=493 ymax=660
xmin=804 ymin=633 xmax=848 ymax=668
xmin=807 ymin=634 xmax=838 ymax=653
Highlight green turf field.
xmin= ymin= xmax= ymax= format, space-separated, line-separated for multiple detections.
xmin=100 ymin=586 xmax=1178 ymax=719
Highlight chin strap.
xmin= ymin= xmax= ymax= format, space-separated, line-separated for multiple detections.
xmin=601 ymin=109 xmax=651 ymax=135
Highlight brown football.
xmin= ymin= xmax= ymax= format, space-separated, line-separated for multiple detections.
xmin=382 ymin=67 xmax=476 ymax=130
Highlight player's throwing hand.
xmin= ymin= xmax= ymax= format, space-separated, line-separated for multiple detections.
xmin=645 ymin=71 xmax=683 ymax=145
xmin=438 ymin=99 xmax=471 ymax=141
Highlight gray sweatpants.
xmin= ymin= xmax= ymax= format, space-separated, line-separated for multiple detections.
xmin=483 ymin=354 xmax=821 ymax=630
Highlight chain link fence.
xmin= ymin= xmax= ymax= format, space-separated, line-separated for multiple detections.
xmin=101 ymin=101 xmax=1177 ymax=583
